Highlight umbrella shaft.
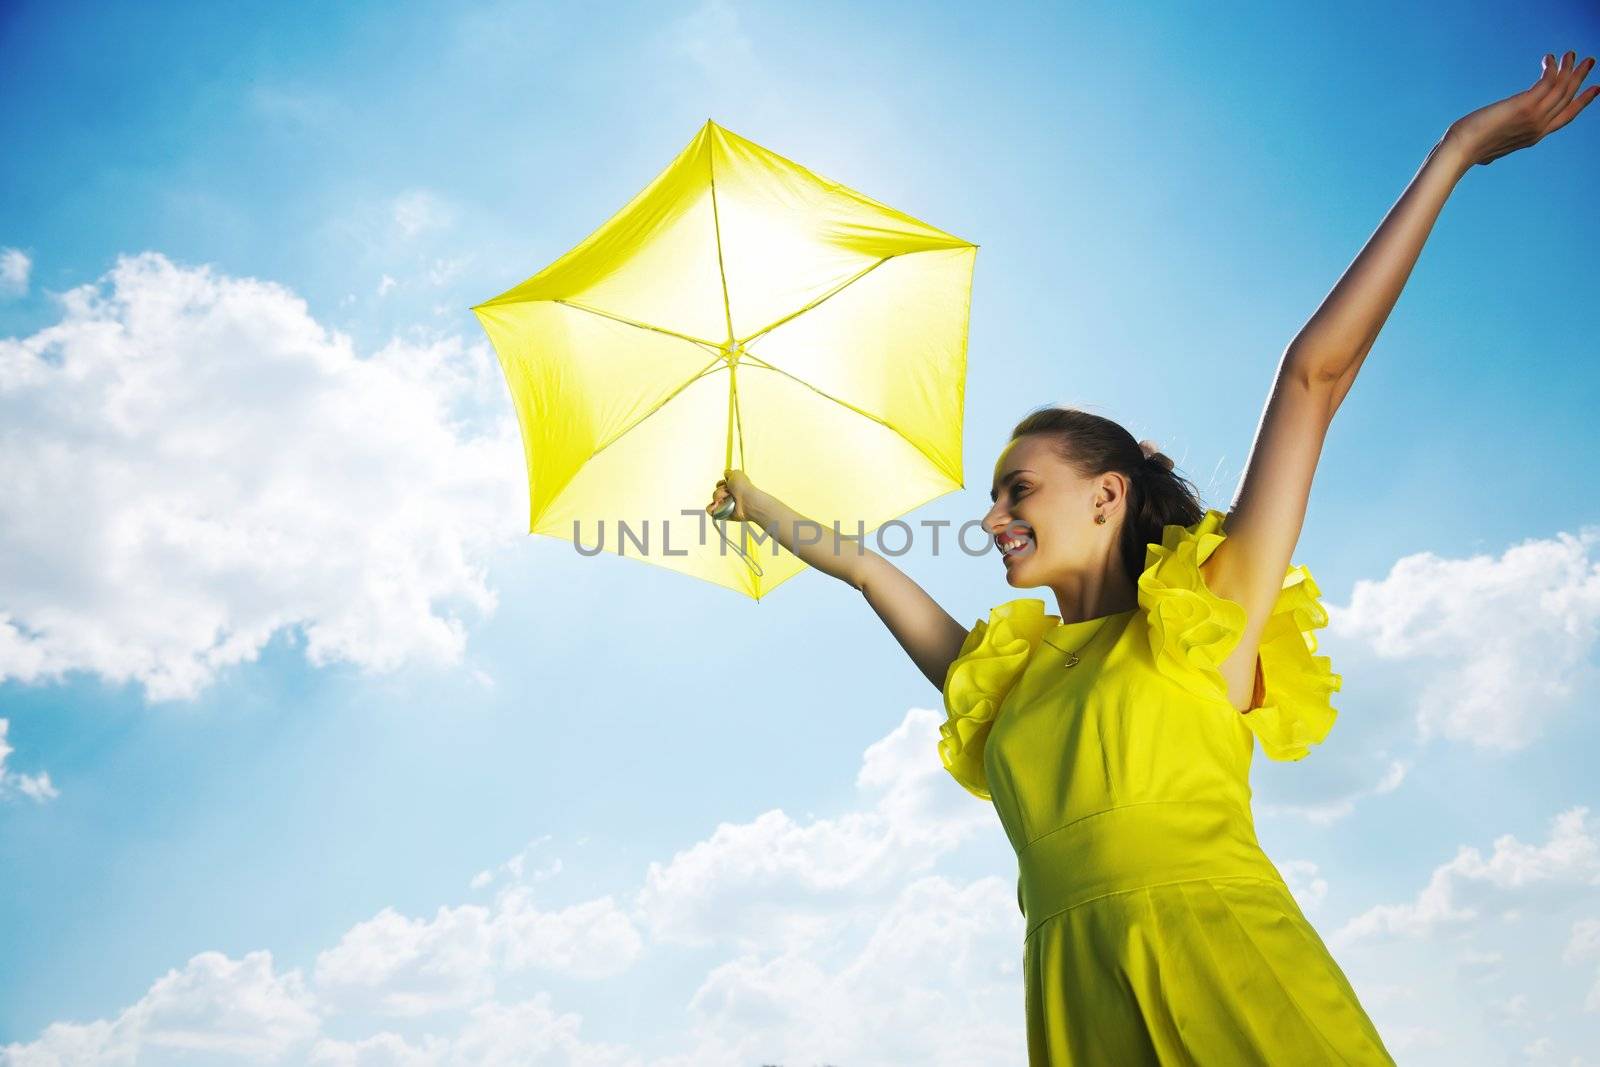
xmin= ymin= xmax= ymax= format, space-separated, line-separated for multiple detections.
xmin=721 ymin=359 xmax=756 ymax=573
xmin=723 ymin=359 xmax=738 ymax=471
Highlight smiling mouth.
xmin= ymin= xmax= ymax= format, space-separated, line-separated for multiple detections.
xmin=997 ymin=530 xmax=1035 ymax=559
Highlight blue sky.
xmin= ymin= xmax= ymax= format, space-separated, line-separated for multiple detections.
xmin=2 ymin=0 xmax=1598 ymax=1063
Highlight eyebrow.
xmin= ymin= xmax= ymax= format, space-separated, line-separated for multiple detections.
xmin=990 ymin=468 xmax=1034 ymax=503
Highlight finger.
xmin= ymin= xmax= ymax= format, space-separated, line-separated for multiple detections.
xmin=1543 ymin=52 xmax=1590 ymax=120
xmin=1545 ymin=58 xmax=1597 ymax=130
xmin=1549 ymin=51 xmax=1576 ymax=90
xmin=1563 ymin=54 xmax=1595 ymax=103
xmin=1545 ymin=84 xmax=1600 ymax=134
xmin=1533 ymin=52 xmax=1564 ymax=102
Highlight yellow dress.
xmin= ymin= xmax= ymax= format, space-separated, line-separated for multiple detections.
xmin=939 ymin=509 xmax=1395 ymax=1065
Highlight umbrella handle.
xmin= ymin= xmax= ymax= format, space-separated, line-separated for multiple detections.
xmin=709 ymin=505 xmax=765 ymax=579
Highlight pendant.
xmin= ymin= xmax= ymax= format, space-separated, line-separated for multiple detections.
xmin=1043 ymin=626 xmax=1102 ymax=668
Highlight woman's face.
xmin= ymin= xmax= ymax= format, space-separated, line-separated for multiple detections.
xmin=983 ymin=435 xmax=1115 ymax=587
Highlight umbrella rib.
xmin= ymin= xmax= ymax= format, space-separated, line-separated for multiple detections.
xmin=737 ymin=255 xmax=897 ymax=347
xmin=552 ymin=298 xmax=723 ymax=353
xmin=739 ymin=354 xmax=960 ymax=485
xmin=585 ymin=355 xmax=728 ymax=460
xmin=707 ymin=140 xmax=737 ymax=345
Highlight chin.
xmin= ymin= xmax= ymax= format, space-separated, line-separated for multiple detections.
xmin=1005 ymin=553 xmax=1053 ymax=588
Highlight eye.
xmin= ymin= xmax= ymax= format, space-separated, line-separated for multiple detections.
xmin=1012 ymin=482 xmax=1031 ymax=499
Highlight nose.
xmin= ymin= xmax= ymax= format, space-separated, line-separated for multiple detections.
xmin=984 ymin=502 xmax=1010 ymax=536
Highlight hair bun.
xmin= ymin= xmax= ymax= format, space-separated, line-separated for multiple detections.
xmin=1138 ymin=439 xmax=1175 ymax=472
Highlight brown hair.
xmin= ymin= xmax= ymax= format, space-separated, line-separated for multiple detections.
xmin=1008 ymin=405 xmax=1205 ymax=584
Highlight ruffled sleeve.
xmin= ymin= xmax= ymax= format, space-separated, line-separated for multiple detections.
xmin=1136 ymin=508 xmax=1343 ymax=762
xmin=938 ymin=598 xmax=1056 ymax=800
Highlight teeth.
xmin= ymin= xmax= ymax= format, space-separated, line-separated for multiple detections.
xmin=999 ymin=534 xmax=1033 ymax=555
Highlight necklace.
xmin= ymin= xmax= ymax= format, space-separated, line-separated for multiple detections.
xmin=1039 ymin=613 xmax=1122 ymax=668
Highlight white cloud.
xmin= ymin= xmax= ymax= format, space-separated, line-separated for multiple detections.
xmin=469 ymin=833 xmax=561 ymax=891
xmin=14 ymin=705 xmax=1600 ymax=1065
xmin=2 ymin=709 xmax=1023 ymax=1066
xmin=1355 ymin=981 xmax=1418 ymax=1009
xmin=440 ymin=996 xmax=639 ymax=1066
xmin=1332 ymin=806 xmax=1600 ymax=947
xmin=1563 ymin=918 xmax=1600 ymax=964
xmin=0 ymin=718 xmax=57 ymax=802
xmin=41 ymin=701 xmax=1600 ymax=1063
xmin=0 ymin=248 xmax=30 ymax=299
xmin=1258 ymin=758 xmax=1408 ymax=825
xmin=632 ymin=708 xmax=995 ymax=949
xmin=313 ymin=903 xmax=497 ymax=1016
xmin=1490 ymin=990 xmax=1533 ymax=1029
xmin=376 ymin=274 xmax=397 ymax=297
xmin=1329 ymin=527 xmax=1600 ymax=750
xmin=1 ymin=950 xmax=319 ymax=1066
xmin=1276 ymin=858 xmax=1329 ymax=911
xmin=666 ymin=873 xmax=1023 ymax=1066
xmin=1565 ymin=917 xmax=1600 ymax=1012
xmin=426 ymin=257 xmax=469 ymax=287
xmin=307 ymin=1031 xmax=446 ymax=1066
xmin=306 ymin=996 xmax=640 ymax=1067
xmin=1380 ymin=1023 xmax=1447 ymax=1054
xmin=392 ymin=191 xmax=454 ymax=240
xmin=313 ymin=886 xmax=641 ymax=1017
xmin=494 ymin=888 xmax=641 ymax=978
xmin=1456 ymin=947 xmax=1505 ymax=982
xmin=0 ymin=251 xmax=522 ymax=702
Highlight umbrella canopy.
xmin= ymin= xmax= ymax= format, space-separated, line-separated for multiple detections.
xmin=472 ymin=119 xmax=977 ymax=600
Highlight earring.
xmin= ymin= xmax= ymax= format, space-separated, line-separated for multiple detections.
xmin=1094 ymin=512 xmax=1107 ymax=525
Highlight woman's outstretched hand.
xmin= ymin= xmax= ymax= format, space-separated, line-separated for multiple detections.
xmin=707 ymin=468 xmax=759 ymax=522
xmin=1445 ymin=51 xmax=1597 ymax=166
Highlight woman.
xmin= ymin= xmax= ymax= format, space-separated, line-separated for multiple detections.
xmin=707 ymin=53 xmax=1595 ymax=1065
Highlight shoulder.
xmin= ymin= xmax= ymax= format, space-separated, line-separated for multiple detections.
xmin=1135 ymin=509 xmax=1342 ymax=762
xmin=936 ymin=598 xmax=1058 ymax=800
xmin=1135 ymin=508 xmax=1248 ymax=682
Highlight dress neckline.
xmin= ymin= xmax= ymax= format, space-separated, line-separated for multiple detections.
xmin=1046 ymin=606 xmax=1139 ymax=633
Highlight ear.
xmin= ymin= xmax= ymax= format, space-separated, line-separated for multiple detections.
xmin=1097 ymin=470 xmax=1132 ymax=511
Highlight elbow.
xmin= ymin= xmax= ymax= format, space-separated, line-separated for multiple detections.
xmin=1284 ymin=346 xmax=1344 ymax=390
xmin=850 ymin=551 xmax=882 ymax=596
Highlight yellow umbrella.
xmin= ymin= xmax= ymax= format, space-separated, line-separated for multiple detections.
xmin=471 ymin=119 xmax=977 ymax=600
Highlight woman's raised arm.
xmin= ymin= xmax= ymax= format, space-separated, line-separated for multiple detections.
xmin=1206 ymin=51 xmax=1596 ymax=641
xmin=1289 ymin=51 xmax=1595 ymax=404
xmin=709 ymin=471 xmax=971 ymax=691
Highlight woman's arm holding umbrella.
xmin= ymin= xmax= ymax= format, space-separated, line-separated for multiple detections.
xmin=709 ymin=471 xmax=971 ymax=691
